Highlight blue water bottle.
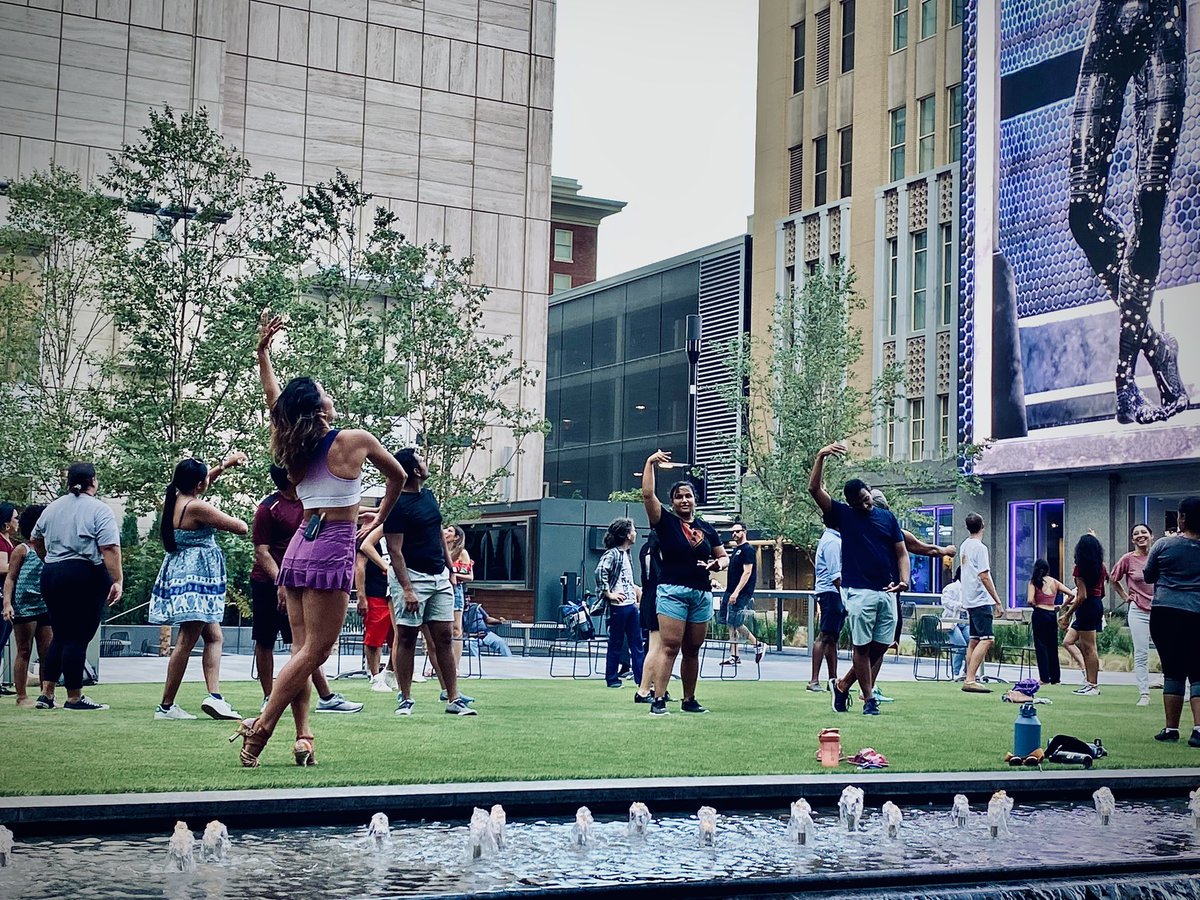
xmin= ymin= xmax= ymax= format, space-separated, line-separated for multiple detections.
xmin=1014 ymin=702 xmax=1042 ymax=758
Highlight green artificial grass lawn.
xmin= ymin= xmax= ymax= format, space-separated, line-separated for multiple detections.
xmin=1 ymin=679 xmax=1196 ymax=797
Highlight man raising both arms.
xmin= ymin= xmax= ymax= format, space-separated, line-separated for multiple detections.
xmin=808 ymin=442 xmax=910 ymax=716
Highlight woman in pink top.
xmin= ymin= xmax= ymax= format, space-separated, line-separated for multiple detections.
xmin=232 ymin=312 xmax=408 ymax=768
xmin=1112 ymin=523 xmax=1155 ymax=706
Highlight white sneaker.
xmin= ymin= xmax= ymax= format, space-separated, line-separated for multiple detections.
xmin=1073 ymin=684 xmax=1100 ymax=696
xmin=154 ymin=704 xmax=196 ymax=720
xmin=1136 ymin=694 xmax=1150 ymax=707
xmin=412 ymin=672 xmax=427 ymax=683
xmin=316 ymin=693 xmax=364 ymax=713
xmin=200 ymin=695 xmax=241 ymax=720
xmin=370 ymin=673 xmax=393 ymax=693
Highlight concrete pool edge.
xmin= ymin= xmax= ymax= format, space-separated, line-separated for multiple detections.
xmin=3 ymin=767 xmax=1199 ymax=835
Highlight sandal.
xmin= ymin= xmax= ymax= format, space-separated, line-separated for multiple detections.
xmin=293 ymin=734 xmax=317 ymax=767
xmin=229 ymin=718 xmax=271 ymax=768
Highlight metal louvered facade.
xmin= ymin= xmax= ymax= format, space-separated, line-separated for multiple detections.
xmin=696 ymin=245 xmax=747 ymax=511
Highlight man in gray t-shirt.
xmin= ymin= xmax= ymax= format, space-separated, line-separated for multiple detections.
xmin=958 ymin=513 xmax=1004 ymax=693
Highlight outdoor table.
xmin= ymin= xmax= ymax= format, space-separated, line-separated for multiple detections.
xmin=505 ymin=622 xmax=564 ymax=656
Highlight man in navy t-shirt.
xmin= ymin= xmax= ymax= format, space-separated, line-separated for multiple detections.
xmin=808 ymin=442 xmax=910 ymax=716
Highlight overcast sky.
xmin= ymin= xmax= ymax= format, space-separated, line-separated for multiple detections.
xmin=551 ymin=1 xmax=759 ymax=280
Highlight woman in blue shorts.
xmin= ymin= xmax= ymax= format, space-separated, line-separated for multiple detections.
xmin=641 ymin=449 xmax=727 ymax=717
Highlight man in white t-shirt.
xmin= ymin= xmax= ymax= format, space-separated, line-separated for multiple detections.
xmin=959 ymin=512 xmax=1005 ymax=693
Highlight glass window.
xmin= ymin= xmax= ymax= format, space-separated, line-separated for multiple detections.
xmin=892 ymin=0 xmax=908 ymax=51
xmin=591 ymin=286 xmax=622 ymax=369
xmin=951 ymin=0 xmax=963 ymax=27
xmin=545 ymin=387 xmax=560 ymax=451
xmin=1129 ymin=493 xmax=1189 ymax=536
xmin=658 ymin=359 xmax=688 ymax=436
xmin=813 ymin=135 xmax=828 ymax=207
xmin=553 ymin=228 xmax=573 ymax=262
xmin=909 ymin=398 xmax=925 ymax=460
xmin=920 ymin=0 xmax=936 ymax=38
xmin=839 ymin=126 xmax=852 ymax=198
xmin=887 ymin=237 xmax=899 ymax=336
xmin=589 ymin=371 xmax=620 ymax=444
xmin=554 ymin=453 xmax=588 ymax=499
xmin=885 ymin=405 xmax=896 ymax=461
xmin=622 ymin=363 xmax=659 ymax=439
xmin=910 ymin=504 xmax=954 ymax=593
xmin=792 ymin=21 xmax=805 ymax=93
xmin=947 ymin=84 xmax=963 ymax=163
xmin=557 ymin=376 xmax=591 ymax=447
xmin=918 ymin=95 xmax=935 ymax=172
xmin=624 ymin=274 xmax=662 ymax=361
xmin=1007 ymin=500 xmax=1065 ymax=608
xmin=462 ymin=520 xmax=529 ymax=586
xmin=559 ymin=296 xmax=592 ymax=374
xmin=546 ymin=304 xmax=563 ymax=379
xmin=940 ymin=222 xmax=954 ymax=325
xmin=552 ymin=273 xmax=572 ymax=294
xmin=912 ymin=229 xmax=928 ymax=331
xmin=889 ymin=106 xmax=906 ymax=182
xmin=658 ymin=264 xmax=698 ymax=354
xmin=840 ymin=0 xmax=855 ymax=73
xmin=937 ymin=393 xmax=951 ymax=455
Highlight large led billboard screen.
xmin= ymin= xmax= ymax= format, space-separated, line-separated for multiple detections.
xmin=962 ymin=1 xmax=1200 ymax=474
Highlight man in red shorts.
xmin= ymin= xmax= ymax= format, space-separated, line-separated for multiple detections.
xmin=357 ymin=527 xmax=393 ymax=688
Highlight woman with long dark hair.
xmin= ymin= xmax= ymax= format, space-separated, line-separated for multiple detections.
xmin=595 ymin=517 xmax=645 ymax=690
xmin=1027 ymin=559 xmax=1075 ymax=686
xmin=29 ymin=462 xmax=122 ymax=710
xmin=2 ymin=505 xmax=52 ymax=707
xmin=0 ymin=502 xmax=19 ymax=695
xmin=634 ymin=531 xmax=664 ymax=703
xmin=641 ymin=450 xmax=726 ymax=716
xmin=150 ymin=454 xmax=248 ymax=720
xmin=1059 ymin=534 xmax=1107 ymax=695
xmin=234 ymin=312 xmax=407 ymax=767
xmin=1112 ymin=523 xmax=1155 ymax=706
xmin=444 ymin=523 xmax=473 ymax=683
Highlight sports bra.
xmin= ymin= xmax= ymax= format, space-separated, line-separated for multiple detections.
xmin=294 ymin=429 xmax=363 ymax=509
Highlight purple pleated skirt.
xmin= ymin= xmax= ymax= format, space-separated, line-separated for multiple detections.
xmin=277 ymin=520 xmax=355 ymax=594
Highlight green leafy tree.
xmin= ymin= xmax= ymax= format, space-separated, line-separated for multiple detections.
xmin=716 ymin=265 xmax=922 ymax=588
xmin=0 ymin=166 xmax=130 ymax=498
xmin=99 ymin=106 xmax=308 ymax=511
xmin=277 ymin=171 xmax=548 ymax=523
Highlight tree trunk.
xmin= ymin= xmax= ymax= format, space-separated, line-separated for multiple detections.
xmin=774 ymin=535 xmax=785 ymax=590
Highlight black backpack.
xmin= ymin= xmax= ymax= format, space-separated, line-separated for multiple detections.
xmin=1045 ymin=734 xmax=1107 ymax=767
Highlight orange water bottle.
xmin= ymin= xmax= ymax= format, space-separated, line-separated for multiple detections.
xmin=818 ymin=728 xmax=842 ymax=767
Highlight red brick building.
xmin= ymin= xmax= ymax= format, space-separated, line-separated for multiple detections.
xmin=548 ymin=177 xmax=625 ymax=294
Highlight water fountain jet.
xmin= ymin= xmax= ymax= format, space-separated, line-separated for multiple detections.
xmin=697 ymin=806 xmax=718 ymax=847
xmin=1093 ymin=787 xmax=1115 ymax=825
xmin=469 ymin=808 xmax=498 ymax=859
xmin=838 ymin=786 xmax=864 ymax=833
xmin=367 ymin=813 xmax=390 ymax=847
xmin=201 ymin=821 xmax=230 ymax=861
xmin=951 ymin=794 xmax=970 ymax=828
xmin=988 ymin=791 xmax=1014 ymax=838
xmin=166 ymin=821 xmax=195 ymax=873
xmin=786 ymin=799 xmax=814 ymax=845
xmin=1190 ymin=789 xmax=1200 ymax=830
xmin=628 ymin=802 xmax=651 ymax=838
xmin=0 ymin=825 xmax=12 ymax=867
xmin=572 ymin=807 xmax=594 ymax=848
xmin=490 ymin=805 xmax=507 ymax=849
xmin=882 ymin=801 xmax=903 ymax=838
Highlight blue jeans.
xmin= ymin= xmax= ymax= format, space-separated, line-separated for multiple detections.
xmin=947 ymin=622 xmax=969 ymax=676
xmin=605 ymin=604 xmax=645 ymax=686
xmin=466 ymin=632 xmax=512 ymax=657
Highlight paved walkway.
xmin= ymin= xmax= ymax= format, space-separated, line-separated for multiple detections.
xmin=97 ymin=647 xmax=1146 ymax=687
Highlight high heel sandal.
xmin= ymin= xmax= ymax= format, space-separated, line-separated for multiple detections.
xmin=229 ymin=718 xmax=270 ymax=768
xmin=293 ymin=734 xmax=317 ymax=767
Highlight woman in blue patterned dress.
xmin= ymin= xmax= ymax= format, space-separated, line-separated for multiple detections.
xmin=151 ymin=454 xmax=249 ymax=721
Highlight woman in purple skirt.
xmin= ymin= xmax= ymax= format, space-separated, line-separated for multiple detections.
xmin=232 ymin=312 xmax=408 ymax=767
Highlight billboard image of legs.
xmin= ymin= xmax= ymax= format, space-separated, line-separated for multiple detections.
xmin=963 ymin=0 xmax=1200 ymax=473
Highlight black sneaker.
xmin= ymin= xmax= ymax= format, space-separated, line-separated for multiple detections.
xmin=830 ymin=678 xmax=850 ymax=713
xmin=63 ymin=696 xmax=109 ymax=711
xmin=681 ymin=699 xmax=708 ymax=714
xmin=606 ymin=681 xmax=623 ymax=688
xmin=1190 ymin=730 xmax=1200 ymax=749
xmin=634 ymin=692 xmax=653 ymax=704
xmin=34 ymin=695 xmax=55 ymax=710
xmin=0 ymin=684 xmax=16 ymax=696
xmin=1154 ymin=728 xmax=1180 ymax=742
xmin=862 ymin=697 xmax=881 ymax=716
xmin=663 ymin=692 xmax=675 ymax=703
xmin=649 ymin=698 xmax=669 ymax=716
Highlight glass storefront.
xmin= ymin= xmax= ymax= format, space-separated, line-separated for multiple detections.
xmin=1007 ymin=499 xmax=1065 ymax=608
xmin=909 ymin=504 xmax=955 ymax=594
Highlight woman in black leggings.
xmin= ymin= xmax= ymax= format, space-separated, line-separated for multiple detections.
xmin=29 ymin=462 xmax=123 ymax=711
xmin=1145 ymin=495 xmax=1200 ymax=746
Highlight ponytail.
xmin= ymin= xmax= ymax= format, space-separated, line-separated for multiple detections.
xmin=161 ymin=458 xmax=210 ymax=554
xmin=161 ymin=484 xmax=180 ymax=553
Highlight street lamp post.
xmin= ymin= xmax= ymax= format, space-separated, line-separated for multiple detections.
xmin=685 ymin=314 xmax=702 ymax=493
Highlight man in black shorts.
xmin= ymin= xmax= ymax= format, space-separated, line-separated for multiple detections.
xmin=720 ymin=523 xmax=765 ymax=666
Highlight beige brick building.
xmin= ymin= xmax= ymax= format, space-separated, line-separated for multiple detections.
xmin=753 ymin=0 xmax=963 ymax=468
xmin=0 ymin=0 xmax=553 ymax=500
